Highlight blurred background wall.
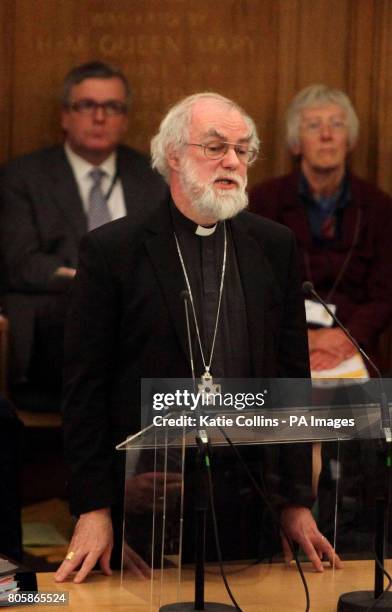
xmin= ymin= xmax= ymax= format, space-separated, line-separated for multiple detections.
xmin=0 ymin=0 xmax=391 ymax=192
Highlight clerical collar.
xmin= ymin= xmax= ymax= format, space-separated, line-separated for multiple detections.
xmin=170 ymin=200 xmax=218 ymax=237
xmin=196 ymin=224 xmax=217 ymax=236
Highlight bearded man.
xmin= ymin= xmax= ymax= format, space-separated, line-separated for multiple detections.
xmin=56 ymin=93 xmax=341 ymax=583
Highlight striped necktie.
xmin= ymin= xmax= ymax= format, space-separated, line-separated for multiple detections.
xmin=88 ymin=168 xmax=111 ymax=230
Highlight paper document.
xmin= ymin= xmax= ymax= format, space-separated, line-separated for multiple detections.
xmin=311 ymin=351 xmax=369 ymax=380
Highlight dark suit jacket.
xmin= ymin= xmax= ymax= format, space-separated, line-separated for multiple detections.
xmin=0 ymin=144 xmax=168 ymax=381
xmin=250 ymin=171 xmax=392 ymax=365
xmin=62 ymin=202 xmax=311 ymax=516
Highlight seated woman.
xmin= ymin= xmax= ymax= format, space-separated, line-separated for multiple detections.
xmin=250 ymin=84 xmax=392 ymax=375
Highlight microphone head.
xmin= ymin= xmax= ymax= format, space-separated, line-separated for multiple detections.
xmin=302 ymin=281 xmax=314 ymax=295
xmin=180 ymin=289 xmax=190 ymax=302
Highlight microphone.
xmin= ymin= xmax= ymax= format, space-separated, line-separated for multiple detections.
xmin=302 ymin=281 xmax=391 ymax=441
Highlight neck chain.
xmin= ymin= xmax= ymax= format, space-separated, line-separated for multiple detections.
xmin=174 ymin=222 xmax=227 ymax=386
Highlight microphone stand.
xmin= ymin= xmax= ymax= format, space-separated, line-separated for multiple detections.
xmin=303 ymin=282 xmax=392 ymax=610
xmin=159 ymin=292 xmax=236 ymax=611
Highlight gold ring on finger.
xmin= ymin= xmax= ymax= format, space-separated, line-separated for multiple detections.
xmin=65 ymin=551 xmax=75 ymax=561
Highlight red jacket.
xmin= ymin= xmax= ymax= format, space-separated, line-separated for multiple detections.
xmin=250 ymin=171 xmax=392 ymax=368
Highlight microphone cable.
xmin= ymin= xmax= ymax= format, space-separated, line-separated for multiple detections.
xmin=202 ymin=443 xmax=243 ymax=611
xmin=217 ymin=424 xmax=311 ymax=612
xmin=366 ymin=552 xmax=392 ymax=611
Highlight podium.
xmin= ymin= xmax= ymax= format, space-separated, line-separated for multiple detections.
xmin=116 ymin=378 xmax=392 ymax=611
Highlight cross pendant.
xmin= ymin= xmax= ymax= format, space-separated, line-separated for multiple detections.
xmin=198 ymin=371 xmax=221 ymax=405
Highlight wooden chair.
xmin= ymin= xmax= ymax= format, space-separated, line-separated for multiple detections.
xmin=0 ymin=313 xmax=60 ymax=426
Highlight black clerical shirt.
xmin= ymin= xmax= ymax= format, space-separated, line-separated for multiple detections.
xmin=171 ymin=203 xmax=250 ymax=379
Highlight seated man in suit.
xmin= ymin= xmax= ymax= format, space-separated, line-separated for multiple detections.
xmin=250 ymin=84 xmax=392 ymax=374
xmin=0 ymin=61 xmax=167 ymax=403
xmin=55 ymin=92 xmax=341 ymax=584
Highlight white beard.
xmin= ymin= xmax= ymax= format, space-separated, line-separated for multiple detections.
xmin=179 ymin=157 xmax=248 ymax=221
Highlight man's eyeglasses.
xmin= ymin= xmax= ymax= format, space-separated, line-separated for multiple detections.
xmin=67 ymin=99 xmax=128 ymax=116
xmin=301 ymin=118 xmax=347 ymax=134
xmin=186 ymin=141 xmax=258 ymax=164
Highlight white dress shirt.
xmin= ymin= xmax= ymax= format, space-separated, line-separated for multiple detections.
xmin=64 ymin=143 xmax=127 ymax=221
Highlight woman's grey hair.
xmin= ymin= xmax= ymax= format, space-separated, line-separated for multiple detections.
xmin=151 ymin=92 xmax=260 ymax=182
xmin=286 ymin=84 xmax=359 ymax=151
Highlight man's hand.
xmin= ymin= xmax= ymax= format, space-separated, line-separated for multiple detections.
xmin=55 ymin=508 xmax=113 ymax=583
xmin=308 ymin=328 xmax=356 ymax=371
xmin=280 ymin=506 xmax=343 ymax=572
xmin=54 ymin=266 xmax=77 ymax=279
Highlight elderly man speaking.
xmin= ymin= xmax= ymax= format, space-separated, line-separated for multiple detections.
xmin=55 ymin=92 xmax=341 ymax=583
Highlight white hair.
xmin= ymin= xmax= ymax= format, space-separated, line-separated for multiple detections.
xmin=151 ymin=92 xmax=259 ymax=182
xmin=286 ymin=84 xmax=359 ymax=151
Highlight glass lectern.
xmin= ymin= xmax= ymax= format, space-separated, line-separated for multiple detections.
xmin=117 ymin=378 xmax=392 ymax=611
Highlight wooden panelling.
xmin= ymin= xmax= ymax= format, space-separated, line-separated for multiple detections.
xmin=296 ymin=0 xmax=349 ymax=89
xmin=345 ymin=0 xmax=377 ymax=180
xmin=374 ymin=0 xmax=392 ymax=195
xmin=1 ymin=0 xmax=391 ymax=192
xmin=0 ymin=0 xmax=15 ymax=164
xmin=271 ymin=0 xmax=301 ymax=176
